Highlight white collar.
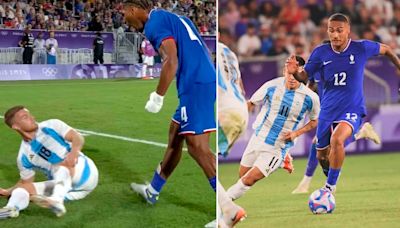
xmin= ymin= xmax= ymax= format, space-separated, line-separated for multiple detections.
xmin=331 ymin=38 xmax=351 ymax=54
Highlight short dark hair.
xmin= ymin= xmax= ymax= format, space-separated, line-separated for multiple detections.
xmin=295 ymin=56 xmax=305 ymax=67
xmin=328 ymin=13 xmax=350 ymax=24
xmin=124 ymin=0 xmax=153 ymax=10
xmin=4 ymin=105 xmax=25 ymax=128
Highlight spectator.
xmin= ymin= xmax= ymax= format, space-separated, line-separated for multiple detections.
xmin=237 ymin=23 xmax=261 ymax=57
xmin=45 ymin=31 xmax=58 ymax=64
xmin=93 ymin=32 xmax=104 ymax=64
xmin=34 ymin=31 xmax=46 ymax=64
xmin=259 ymin=23 xmax=273 ymax=55
xmin=140 ymin=38 xmax=156 ymax=78
xmin=19 ymin=25 xmax=34 ymax=64
xmin=267 ymin=33 xmax=289 ymax=56
xmin=88 ymin=15 xmax=103 ymax=31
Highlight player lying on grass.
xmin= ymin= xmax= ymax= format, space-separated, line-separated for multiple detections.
xmin=0 ymin=106 xmax=98 ymax=219
xmin=225 ymin=56 xmax=320 ymax=202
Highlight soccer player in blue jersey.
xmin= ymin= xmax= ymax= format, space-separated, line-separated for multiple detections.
xmin=226 ymin=56 xmax=320 ymax=201
xmin=292 ymin=70 xmax=381 ymax=194
xmin=290 ymin=13 xmax=400 ymax=196
xmin=123 ymin=0 xmax=216 ymax=205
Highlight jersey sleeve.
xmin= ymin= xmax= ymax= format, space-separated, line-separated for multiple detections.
xmin=44 ymin=119 xmax=73 ymax=138
xmin=308 ymin=93 xmax=320 ymax=120
xmin=17 ymin=143 xmax=35 ymax=180
xmin=304 ymin=48 xmax=322 ymax=77
xmin=250 ymin=80 xmax=274 ymax=105
xmin=145 ymin=11 xmax=174 ymax=50
xmin=362 ymin=40 xmax=380 ymax=59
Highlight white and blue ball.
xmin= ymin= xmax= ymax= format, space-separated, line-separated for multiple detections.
xmin=308 ymin=189 xmax=335 ymax=214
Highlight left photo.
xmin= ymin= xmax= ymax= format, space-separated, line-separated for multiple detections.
xmin=0 ymin=0 xmax=217 ymax=227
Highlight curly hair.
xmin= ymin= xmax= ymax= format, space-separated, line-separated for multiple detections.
xmin=124 ymin=0 xmax=153 ymax=10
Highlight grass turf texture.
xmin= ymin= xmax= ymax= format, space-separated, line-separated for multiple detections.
xmin=0 ymin=79 xmax=216 ymax=227
xmin=219 ymin=153 xmax=400 ymax=228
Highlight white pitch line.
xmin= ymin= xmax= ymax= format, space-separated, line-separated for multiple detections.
xmin=0 ymin=115 xmax=183 ymax=150
xmin=77 ymin=129 xmax=168 ymax=148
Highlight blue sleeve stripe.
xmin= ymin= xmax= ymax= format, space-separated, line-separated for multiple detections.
xmin=292 ymin=95 xmax=313 ymax=131
xmin=21 ymin=154 xmax=33 ymax=169
xmin=73 ymin=156 xmax=91 ymax=189
xmin=255 ymin=87 xmax=276 ymax=136
xmin=218 ymin=65 xmax=227 ymax=91
xmin=42 ymin=127 xmax=71 ymax=152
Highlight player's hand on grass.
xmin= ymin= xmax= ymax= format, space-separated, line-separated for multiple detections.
xmin=0 ymin=188 xmax=10 ymax=197
xmin=283 ymin=131 xmax=298 ymax=142
xmin=145 ymin=92 xmax=164 ymax=113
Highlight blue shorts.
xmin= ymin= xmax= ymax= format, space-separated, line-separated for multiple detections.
xmin=172 ymin=83 xmax=216 ymax=135
xmin=316 ymin=112 xmax=362 ymax=150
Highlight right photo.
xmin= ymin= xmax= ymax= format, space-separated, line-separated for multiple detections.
xmin=217 ymin=0 xmax=400 ymax=227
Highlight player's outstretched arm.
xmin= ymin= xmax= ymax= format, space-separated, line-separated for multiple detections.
xmin=379 ymin=43 xmax=400 ymax=72
xmin=0 ymin=176 xmax=35 ymax=197
xmin=63 ymin=129 xmax=84 ymax=168
xmin=287 ymin=55 xmax=309 ymax=83
xmin=283 ymin=119 xmax=318 ymax=142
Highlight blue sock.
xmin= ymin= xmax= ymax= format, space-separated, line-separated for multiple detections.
xmin=305 ymin=143 xmax=318 ymax=177
xmin=209 ymin=176 xmax=216 ymax=192
xmin=150 ymin=171 xmax=166 ymax=193
xmin=327 ymin=168 xmax=341 ymax=186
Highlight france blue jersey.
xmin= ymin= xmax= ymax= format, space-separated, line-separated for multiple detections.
xmin=304 ymin=39 xmax=380 ymax=121
xmin=144 ymin=9 xmax=215 ymax=97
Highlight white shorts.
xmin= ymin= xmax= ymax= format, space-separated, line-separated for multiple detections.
xmin=240 ymin=134 xmax=284 ymax=177
xmin=142 ymin=55 xmax=154 ymax=66
xmin=33 ymin=154 xmax=98 ymax=201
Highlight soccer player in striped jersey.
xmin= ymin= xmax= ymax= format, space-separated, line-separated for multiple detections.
xmin=214 ymin=42 xmax=248 ymax=228
xmin=291 ymin=13 xmax=400 ymax=196
xmin=124 ymin=0 xmax=216 ymax=206
xmin=226 ymin=56 xmax=320 ymax=201
xmin=0 ymin=106 xmax=98 ymax=219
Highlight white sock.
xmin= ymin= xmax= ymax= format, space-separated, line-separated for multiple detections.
xmin=6 ymin=188 xmax=29 ymax=211
xmin=218 ymin=181 xmax=236 ymax=214
xmin=227 ymin=179 xmax=251 ymax=201
xmin=51 ymin=166 xmax=72 ymax=202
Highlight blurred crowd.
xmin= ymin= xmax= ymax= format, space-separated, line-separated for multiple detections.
xmin=219 ymin=0 xmax=400 ymax=59
xmin=0 ymin=0 xmax=216 ymax=34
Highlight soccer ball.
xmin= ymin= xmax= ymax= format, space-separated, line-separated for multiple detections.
xmin=308 ymin=189 xmax=335 ymax=214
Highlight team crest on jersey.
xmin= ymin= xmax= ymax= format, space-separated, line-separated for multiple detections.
xmin=29 ymin=154 xmax=34 ymax=160
xmin=349 ymin=54 xmax=355 ymax=64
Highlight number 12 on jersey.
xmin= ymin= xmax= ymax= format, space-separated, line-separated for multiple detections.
xmin=334 ymin=72 xmax=347 ymax=86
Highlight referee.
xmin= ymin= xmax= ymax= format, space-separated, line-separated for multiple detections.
xmin=93 ymin=32 xmax=104 ymax=64
xmin=19 ymin=26 xmax=34 ymax=64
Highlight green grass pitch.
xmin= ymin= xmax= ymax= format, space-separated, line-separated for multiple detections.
xmin=219 ymin=153 xmax=400 ymax=228
xmin=0 ymin=79 xmax=216 ymax=227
